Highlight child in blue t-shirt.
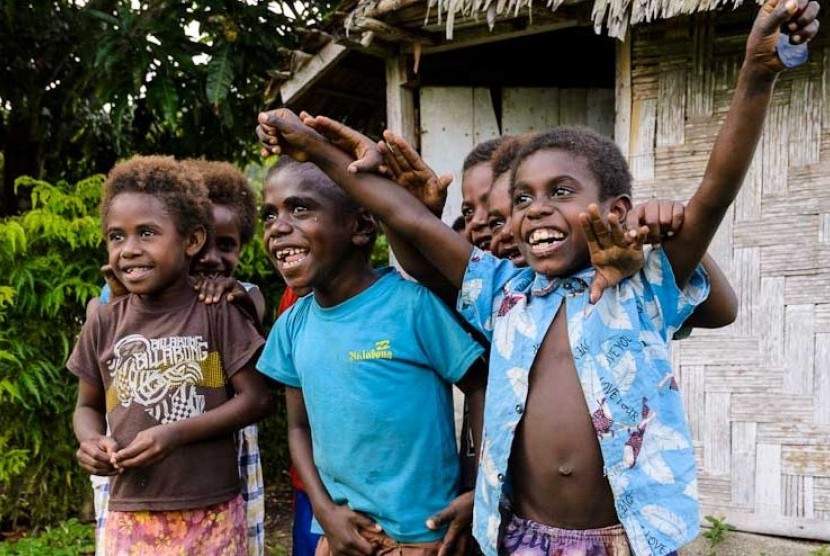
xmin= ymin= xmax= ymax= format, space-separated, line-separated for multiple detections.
xmin=256 ymin=157 xmax=486 ymax=556
xmin=252 ymin=2 xmax=818 ymax=553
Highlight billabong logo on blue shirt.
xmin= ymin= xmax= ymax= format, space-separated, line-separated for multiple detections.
xmin=349 ymin=340 xmax=393 ymax=361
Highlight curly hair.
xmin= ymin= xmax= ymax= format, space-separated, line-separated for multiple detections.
xmin=491 ymin=134 xmax=534 ymax=179
xmin=182 ymin=159 xmax=257 ymax=245
xmin=511 ymin=127 xmax=632 ymax=201
xmin=100 ymin=155 xmax=213 ymax=240
xmin=462 ymin=137 xmax=508 ymax=173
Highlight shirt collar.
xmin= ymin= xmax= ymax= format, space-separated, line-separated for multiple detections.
xmin=529 ymin=265 xmax=594 ymax=298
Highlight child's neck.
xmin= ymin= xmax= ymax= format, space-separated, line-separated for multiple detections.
xmin=134 ymin=277 xmax=195 ymax=310
xmin=312 ymin=261 xmax=378 ymax=308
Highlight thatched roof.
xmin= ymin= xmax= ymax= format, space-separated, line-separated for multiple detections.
xmin=343 ymin=0 xmax=751 ymax=40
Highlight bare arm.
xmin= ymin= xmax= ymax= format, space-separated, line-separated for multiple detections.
xmin=666 ymin=0 xmax=819 ymax=285
xmin=73 ymin=379 xmax=120 ymax=475
xmin=685 ymin=254 xmax=738 ymax=328
xmin=257 ymin=110 xmax=473 ymax=288
xmin=285 ymin=387 xmax=377 ymax=556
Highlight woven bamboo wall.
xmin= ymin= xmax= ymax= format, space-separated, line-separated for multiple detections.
xmin=628 ymin=7 xmax=830 ymax=540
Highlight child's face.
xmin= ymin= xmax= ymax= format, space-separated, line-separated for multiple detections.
xmin=261 ymin=172 xmax=357 ymax=292
xmin=487 ymin=172 xmax=525 ymax=266
xmin=105 ymin=192 xmax=204 ymax=298
xmin=510 ymin=148 xmax=615 ymax=277
xmin=193 ymin=204 xmax=242 ymax=278
xmin=461 ymin=162 xmax=494 ymax=251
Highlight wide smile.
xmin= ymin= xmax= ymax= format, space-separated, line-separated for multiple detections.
xmin=274 ymin=246 xmax=310 ymax=270
xmin=526 ymin=227 xmax=566 ymax=257
xmin=118 ymin=265 xmax=153 ymax=284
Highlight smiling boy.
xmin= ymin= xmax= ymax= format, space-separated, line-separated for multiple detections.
xmin=256 ymin=157 xmax=487 ymax=556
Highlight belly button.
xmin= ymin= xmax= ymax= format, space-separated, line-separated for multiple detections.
xmin=558 ymin=464 xmax=573 ymax=476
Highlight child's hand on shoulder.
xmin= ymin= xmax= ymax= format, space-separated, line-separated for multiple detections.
xmin=746 ymin=0 xmax=819 ymax=75
xmin=627 ymin=199 xmax=685 ymax=244
xmin=76 ymin=435 xmax=120 ymax=476
xmin=580 ymin=204 xmax=648 ymax=304
xmin=380 ymin=130 xmax=453 ymax=218
xmin=316 ymin=503 xmax=380 ymax=556
xmin=101 ymin=264 xmax=128 ymax=298
xmin=425 ymin=490 xmax=474 ymax=556
xmin=110 ymin=424 xmax=182 ymax=470
xmin=194 ymin=275 xmax=245 ymax=305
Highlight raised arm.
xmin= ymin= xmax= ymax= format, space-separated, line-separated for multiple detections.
xmin=257 ymin=109 xmax=473 ymax=288
xmin=665 ymin=0 xmax=819 ymax=285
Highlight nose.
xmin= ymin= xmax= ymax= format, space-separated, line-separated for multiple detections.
xmin=263 ymin=214 xmax=292 ymax=245
xmin=120 ymin=236 xmax=141 ymax=258
xmin=198 ymin=244 xmax=221 ymax=269
xmin=526 ymin=198 xmax=554 ymax=219
xmin=469 ymin=206 xmax=489 ymax=232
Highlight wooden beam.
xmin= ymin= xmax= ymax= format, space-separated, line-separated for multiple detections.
xmin=352 ymin=17 xmax=436 ymax=46
xmin=614 ymin=35 xmax=632 ymax=160
xmin=410 ymin=18 xmax=582 ymax=54
xmin=280 ymin=42 xmax=348 ymax=105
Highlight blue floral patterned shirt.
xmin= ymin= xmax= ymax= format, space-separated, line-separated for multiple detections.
xmin=457 ymin=246 xmax=709 ymax=556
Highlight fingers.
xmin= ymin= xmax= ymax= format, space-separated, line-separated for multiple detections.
xmin=351 ymin=512 xmax=382 ymax=533
xmin=589 ymin=273 xmax=609 ymax=305
xmin=437 ymin=523 xmax=469 ymax=556
xmin=437 ymin=174 xmax=454 ymax=191
xmin=579 ymin=204 xmax=611 ymax=252
xmin=76 ymin=442 xmax=119 ymax=475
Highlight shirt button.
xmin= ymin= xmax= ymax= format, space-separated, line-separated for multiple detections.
xmin=515 ymin=404 xmax=524 ymax=414
xmin=497 ymin=473 xmax=504 ymax=482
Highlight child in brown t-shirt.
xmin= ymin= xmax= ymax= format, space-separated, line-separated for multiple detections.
xmin=68 ymin=155 xmax=270 ymax=555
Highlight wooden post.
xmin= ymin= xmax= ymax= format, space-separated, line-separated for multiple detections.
xmin=614 ymin=36 xmax=632 ymax=162
xmin=385 ymin=55 xmax=417 ymax=145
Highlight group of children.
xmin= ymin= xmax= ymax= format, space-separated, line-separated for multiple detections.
xmin=68 ymin=1 xmax=818 ymax=554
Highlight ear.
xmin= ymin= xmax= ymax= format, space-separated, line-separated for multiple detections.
xmin=603 ymin=194 xmax=632 ymax=225
xmin=351 ymin=209 xmax=377 ymax=249
xmin=185 ymin=226 xmax=207 ymax=258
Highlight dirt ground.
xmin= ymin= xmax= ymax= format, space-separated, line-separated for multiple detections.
xmin=264 ymin=475 xmax=295 ymax=556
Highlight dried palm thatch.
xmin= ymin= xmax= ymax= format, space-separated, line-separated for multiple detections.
xmin=344 ymin=0 xmax=754 ymax=40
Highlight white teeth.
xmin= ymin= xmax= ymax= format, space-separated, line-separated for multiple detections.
xmin=275 ymin=247 xmax=309 ymax=268
xmin=529 ymin=229 xmax=565 ymax=245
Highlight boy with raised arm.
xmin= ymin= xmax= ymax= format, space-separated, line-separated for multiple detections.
xmin=256 ymin=2 xmax=817 ymax=553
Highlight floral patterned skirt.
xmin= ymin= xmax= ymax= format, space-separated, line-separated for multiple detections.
xmin=103 ymin=494 xmax=246 ymax=555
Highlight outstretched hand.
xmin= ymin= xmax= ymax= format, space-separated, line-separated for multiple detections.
xmin=256 ymin=109 xmax=326 ymax=162
xmin=381 ymin=130 xmax=453 ymax=218
xmin=627 ymin=199 xmax=685 ymax=244
xmin=746 ymin=0 xmax=819 ymax=74
xmin=580 ymin=204 xmax=648 ymax=304
xmin=426 ymin=491 xmax=473 ymax=556
xmin=301 ymin=112 xmax=388 ymax=175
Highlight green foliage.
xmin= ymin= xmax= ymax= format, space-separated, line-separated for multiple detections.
xmin=0 ymin=0 xmax=337 ymax=215
xmin=0 ymin=518 xmax=94 ymax=555
xmin=0 ymin=175 xmax=106 ymax=529
xmin=702 ymin=515 xmax=736 ymax=555
xmin=810 ymin=546 xmax=830 ymax=556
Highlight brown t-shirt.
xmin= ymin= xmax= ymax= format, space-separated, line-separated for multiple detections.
xmin=67 ymin=290 xmax=264 ymax=511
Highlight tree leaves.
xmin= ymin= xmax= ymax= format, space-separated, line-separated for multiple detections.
xmin=206 ymin=45 xmax=233 ymax=110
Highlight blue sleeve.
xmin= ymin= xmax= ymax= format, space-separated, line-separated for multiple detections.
xmin=638 ymin=246 xmax=710 ymax=340
xmin=256 ymin=310 xmax=301 ymax=388
xmin=414 ymin=288 xmax=485 ymax=384
xmin=456 ymin=247 xmax=528 ymax=342
xmin=99 ymin=283 xmax=111 ymax=304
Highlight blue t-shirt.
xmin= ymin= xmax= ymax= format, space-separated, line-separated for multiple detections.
xmin=257 ymin=268 xmax=484 ymax=542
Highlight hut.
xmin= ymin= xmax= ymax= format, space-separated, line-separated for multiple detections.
xmin=271 ymin=0 xmax=830 ymax=541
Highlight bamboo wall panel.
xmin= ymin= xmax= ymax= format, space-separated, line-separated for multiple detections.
xmin=630 ymin=10 xmax=830 ymax=539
